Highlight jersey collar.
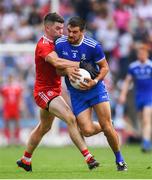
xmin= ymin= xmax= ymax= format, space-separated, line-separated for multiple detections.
xmin=43 ymin=35 xmax=53 ymax=43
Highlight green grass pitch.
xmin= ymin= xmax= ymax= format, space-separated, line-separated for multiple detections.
xmin=0 ymin=145 xmax=152 ymax=179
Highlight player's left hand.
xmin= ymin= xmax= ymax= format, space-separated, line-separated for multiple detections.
xmin=78 ymin=78 xmax=96 ymax=90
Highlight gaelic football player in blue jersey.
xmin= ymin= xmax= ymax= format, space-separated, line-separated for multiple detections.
xmin=55 ymin=16 xmax=127 ymax=171
xmin=119 ymin=44 xmax=152 ymax=152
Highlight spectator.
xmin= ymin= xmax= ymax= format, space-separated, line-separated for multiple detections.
xmin=133 ymin=17 xmax=149 ymax=42
xmin=113 ymin=1 xmax=131 ymax=31
xmin=28 ymin=5 xmax=42 ymax=26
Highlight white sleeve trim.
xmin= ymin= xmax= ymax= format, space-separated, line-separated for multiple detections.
xmin=95 ymin=56 xmax=106 ymax=63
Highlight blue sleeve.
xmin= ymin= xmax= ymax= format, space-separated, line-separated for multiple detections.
xmin=93 ymin=44 xmax=105 ymax=63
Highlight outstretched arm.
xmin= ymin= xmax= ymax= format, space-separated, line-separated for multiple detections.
xmin=45 ymin=51 xmax=79 ymax=69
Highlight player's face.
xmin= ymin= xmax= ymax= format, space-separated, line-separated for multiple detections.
xmin=137 ymin=49 xmax=149 ymax=62
xmin=67 ymin=25 xmax=84 ymax=44
xmin=46 ymin=22 xmax=64 ymax=40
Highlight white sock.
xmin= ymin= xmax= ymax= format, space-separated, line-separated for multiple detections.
xmin=22 ymin=156 xmax=31 ymax=162
xmin=85 ymin=153 xmax=92 ymax=162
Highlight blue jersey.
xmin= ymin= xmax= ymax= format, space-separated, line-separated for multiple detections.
xmin=128 ymin=59 xmax=152 ymax=96
xmin=55 ymin=35 xmax=108 ymax=101
xmin=128 ymin=59 xmax=152 ymax=110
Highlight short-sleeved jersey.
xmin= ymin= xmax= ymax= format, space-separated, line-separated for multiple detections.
xmin=34 ymin=35 xmax=61 ymax=95
xmin=55 ymin=35 xmax=108 ymax=100
xmin=0 ymin=83 xmax=22 ymax=119
xmin=128 ymin=59 xmax=152 ymax=97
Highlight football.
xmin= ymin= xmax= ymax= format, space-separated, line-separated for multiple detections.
xmin=70 ymin=68 xmax=91 ymax=89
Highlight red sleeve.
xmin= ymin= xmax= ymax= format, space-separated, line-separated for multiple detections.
xmin=39 ymin=43 xmax=54 ymax=60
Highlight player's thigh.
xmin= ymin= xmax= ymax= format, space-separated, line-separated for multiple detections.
xmin=93 ymin=101 xmax=112 ymax=126
xmin=76 ymin=108 xmax=93 ymax=131
xmin=48 ymin=96 xmax=74 ymax=123
xmin=39 ymin=108 xmax=55 ymax=130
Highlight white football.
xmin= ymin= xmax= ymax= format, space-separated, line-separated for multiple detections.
xmin=70 ymin=68 xmax=91 ymax=89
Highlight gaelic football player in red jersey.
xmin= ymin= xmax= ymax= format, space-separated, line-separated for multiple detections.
xmin=0 ymin=74 xmax=22 ymax=145
xmin=16 ymin=13 xmax=99 ymax=172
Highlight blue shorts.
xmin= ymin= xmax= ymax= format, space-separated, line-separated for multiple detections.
xmin=136 ymin=96 xmax=152 ymax=111
xmin=70 ymin=92 xmax=109 ymax=116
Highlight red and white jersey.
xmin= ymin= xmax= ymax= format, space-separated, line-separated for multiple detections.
xmin=34 ymin=35 xmax=61 ymax=95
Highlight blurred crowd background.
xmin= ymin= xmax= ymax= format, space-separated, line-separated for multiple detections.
xmin=0 ymin=0 xmax=152 ymax=146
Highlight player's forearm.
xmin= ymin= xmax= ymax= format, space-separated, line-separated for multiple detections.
xmin=55 ymin=58 xmax=79 ymax=69
xmin=120 ymin=76 xmax=132 ymax=98
xmin=95 ymin=59 xmax=109 ymax=81
xmin=96 ymin=66 xmax=109 ymax=81
xmin=119 ymin=76 xmax=132 ymax=104
xmin=120 ymin=80 xmax=130 ymax=97
xmin=46 ymin=51 xmax=79 ymax=69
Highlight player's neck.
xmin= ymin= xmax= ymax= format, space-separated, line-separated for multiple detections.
xmin=72 ymin=35 xmax=84 ymax=46
xmin=43 ymin=34 xmax=53 ymax=42
xmin=139 ymin=58 xmax=148 ymax=64
xmin=77 ymin=35 xmax=84 ymax=44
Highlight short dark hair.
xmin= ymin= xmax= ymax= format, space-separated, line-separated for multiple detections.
xmin=67 ymin=16 xmax=86 ymax=31
xmin=44 ymin=12 xmax=64 ymax=24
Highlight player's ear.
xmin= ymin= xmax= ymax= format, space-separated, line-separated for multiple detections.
xmin=44 ymin=26 xmax=48 ymax=33
xmin=45 ymin=24 xmax=51 ymax=32
xmin=80 ymin=29 xmax=85 ymax=34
